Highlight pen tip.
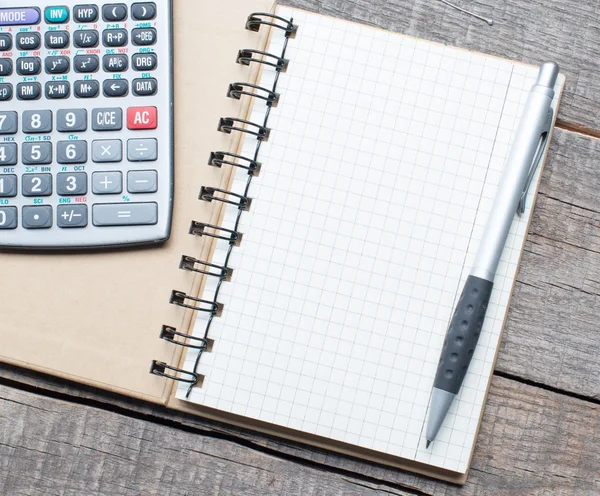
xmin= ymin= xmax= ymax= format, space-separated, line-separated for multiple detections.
xmin=426 ymin=440 xmax=431 ymax=449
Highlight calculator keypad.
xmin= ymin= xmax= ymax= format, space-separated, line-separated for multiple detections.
xmin=0 ymin=0 xmax=172 ymax=248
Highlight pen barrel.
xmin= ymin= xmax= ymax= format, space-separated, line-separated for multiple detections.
xmin=471 ymin=83 xmax=555 ymax=282
xmin=433 ymin=275 xmax=493 ymax=394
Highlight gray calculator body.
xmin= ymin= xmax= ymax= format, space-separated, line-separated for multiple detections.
xmin=0 ymin=0 xmax=173 ymax=249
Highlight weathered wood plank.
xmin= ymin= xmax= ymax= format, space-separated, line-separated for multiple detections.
xmin=282 ymin=0 xmax=600 ymax=132
xmin=1 ymin=376 xmax=599 ymax=495
xmin=498 ymin=128 xmax=600 ymax=399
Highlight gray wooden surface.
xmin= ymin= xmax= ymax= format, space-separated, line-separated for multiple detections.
xmin=3 ymin=0 xmax=600 ymax=494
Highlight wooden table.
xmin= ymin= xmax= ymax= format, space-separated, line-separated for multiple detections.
xmin=2 ymin=0 xmax=600 ymax=494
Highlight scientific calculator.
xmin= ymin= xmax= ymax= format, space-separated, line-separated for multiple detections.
xmin=0 ymin=0 xmax=173 ymax=249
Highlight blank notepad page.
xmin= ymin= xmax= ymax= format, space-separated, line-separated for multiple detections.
xmin=178 ymin=7 xmax=564 ymax=473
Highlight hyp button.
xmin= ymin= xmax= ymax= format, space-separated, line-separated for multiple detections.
xmin=45 ymin=6 xmax=69 ymax=24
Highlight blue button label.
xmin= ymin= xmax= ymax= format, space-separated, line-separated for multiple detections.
xmin=45 ymin=6 xmax=69 ymax=24
xmin=0 ymin=8 xmax=40 ymax=26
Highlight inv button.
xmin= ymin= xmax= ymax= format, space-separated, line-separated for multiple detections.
xmin=93 ymin=202 xmax=158 ymax=226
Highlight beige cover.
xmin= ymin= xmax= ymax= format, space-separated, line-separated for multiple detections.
xmin=0 ymin=0 xmax=275 ymax=403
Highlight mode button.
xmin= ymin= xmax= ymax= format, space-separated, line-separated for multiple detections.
xmin=0 ymin=8 xmax=40 ymax=26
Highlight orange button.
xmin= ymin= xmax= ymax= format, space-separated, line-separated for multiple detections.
xmin=127 ymin=106 xmax=157 ymax=130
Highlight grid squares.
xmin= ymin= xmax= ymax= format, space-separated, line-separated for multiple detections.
xmin=177 ymin=7 xmax=564 ymax=474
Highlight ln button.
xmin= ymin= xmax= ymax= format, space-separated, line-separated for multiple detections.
xmin=127 ymin=107 xmax=157 ymax=130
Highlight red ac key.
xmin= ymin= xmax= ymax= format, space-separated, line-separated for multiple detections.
xmin=127 ymin=106 xmax=157 ymax=130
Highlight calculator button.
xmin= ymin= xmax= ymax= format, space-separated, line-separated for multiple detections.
xmin=103 ymin=54 xmax=128 ymax=72
xmin=132 ymin=28 xmax=156 ymax=46
xmin=0 ymin=58 xmax=13 ymax=76
xmin=23 ymin=110 xmax=53 ymax=134
xmin=22 ymin=174 xmax=53 ymax=196
xmin=102 ymin=4 xmax=128 ymax=22
xmin=17 ymin=82 xmax=42 ymax=101
xmin=0 ymin=111 xmax=18 ymax=134
xmin=92 ymin=171 xmax=122 ymax=194
xmin=127 ymin=107 xmax=157 ymax=130
xmin=103 ymin=79 xmax=129 ymax=98
xmin=73 ymin=29 xmax=99 ymax=48
xmin=0 ymin=174 xmax=18 ymax=197
xmin=45 ymin=56 xmax=70 ymax=74
xmin=74 ymin=54 xmax=99 ymax=73
xmin=92 ymin=108 xmax=123 ymax=131
xmin=0 ymin=144 xmax=17 ymax=166
xmin=22 ymin=142 xmax=52 ymax=165
xmin=22 ymin=205 xmax=52 ymax=229
xmin=133 ymin=78 xmax=157 ymax=97
xmin=57 ymin=140 xmax=87 ymax=164
xmin=103 ymin=29 xmax=128 ymax=47
xmin=128 ymin=170 xmax=157 ymax=193
xmin=57 ymin=172 xmax=87 ymax=196
xmin=0 ymin=207 xmax=17 ymax=230
xmin=57 ymin=204 xmax=88 ymax=228
xmin=132 ymin=53 xmax=157 ymax=71
xmin=0 ymin=8 xmax=41 ymax=26
xmin=92 ymin=139 xmax=122 ymax=162
xmin=45 ymin=30 xmax=69 ymax=49
xmin=45 ymin=6 xmax=69 ymax=24
xmin=57 ymin=109 xmax=87 ymax=132
xmin=127 ymin=138 xmax=157 ymax=161
xmin=131 ymin=3 xmax=156 ymax=21
xmin=46 ymin=81 xmax=71 ymax=99
xmin=0 ymin=33 xmax=12 ymax=51
xmin=17 ymin=57 xmax=42 ymax=76
xmin=0 ymin=83 xmax=12 ymax=101
xmin=74 ymin=80 xmax=99 ymax=98
xmin=73 ymin=4 xmax=99 ymax=23
xmin=93 ymin=202 xmax=157 ymax=226
xmin=16 ymin=32 xmax=41 ymax=50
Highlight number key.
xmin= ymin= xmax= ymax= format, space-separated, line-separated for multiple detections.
xmin=57 ymin=109 xmax=87 ymax=132
xmin=22 ymin=174 xmax=53 ymax=197
xmin=0 ymin=206 xmax=17 ymax=230
xmin=57 ymin=140 xmax=87 ymax=164
xmin=23 ymin=110 xmax=53 ymax=134
xmin=57 ymin=172 xmax=87 ymax=196
xmin=0 ymin=174 xmax=17 ymax=197
xmin=22 ymin=142 xmax=52 ymax=165
xmin=0 ymin=143 xmax=17 ymax=165
xmin=0 ymin=111 xmax=18 ymax=135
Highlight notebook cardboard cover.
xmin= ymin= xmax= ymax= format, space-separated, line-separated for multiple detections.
xmin=0 ymin=0 xmax=275 ymax=404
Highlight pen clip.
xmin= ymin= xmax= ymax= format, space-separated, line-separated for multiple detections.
xmin=517 ymin=108 xmax=554 ymax=216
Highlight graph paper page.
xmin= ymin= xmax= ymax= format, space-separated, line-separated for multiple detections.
xmin=178 ymin=7 xmax=564 ymax=473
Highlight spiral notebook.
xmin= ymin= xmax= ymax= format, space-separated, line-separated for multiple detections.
xmin=0 ymin=0 xmax=564 ymax=485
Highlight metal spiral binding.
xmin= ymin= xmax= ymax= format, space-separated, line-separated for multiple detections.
xmin=228 ymin=82 xmax=279 ymax=106
xmin=151 ymin=11 xmax=297 ymax=393
xmin=245 ymin=12 xmax=297 ymax=37
xmin=237 ymin=49 xmax=289 ymax=71
xmin=208 ymin=152 xmax=261 ymax=174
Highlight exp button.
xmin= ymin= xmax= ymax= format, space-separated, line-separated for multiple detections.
xmin=0 ymin=8 xmax=40 ymax=26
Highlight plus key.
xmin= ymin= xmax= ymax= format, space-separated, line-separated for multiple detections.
xmin=127 ymin=106 xmax=157 ymax=130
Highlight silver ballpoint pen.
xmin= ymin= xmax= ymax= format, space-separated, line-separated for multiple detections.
xmin=425 ymin=62 xmax=559 ymax=448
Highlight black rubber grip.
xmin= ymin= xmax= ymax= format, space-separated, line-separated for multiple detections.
xmin=433 ymin=275 xmax=493 ymax=394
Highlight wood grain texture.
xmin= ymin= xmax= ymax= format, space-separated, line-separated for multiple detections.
xmin=2 ymin=375 xmax=600 ymax=495
xmin=281 ymin=0 xmax=600 ymax=132
xmin=499 ymin=129 xmax=600 ymax=399
xmin=3 ymin=0 xmax=600 ymax=493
